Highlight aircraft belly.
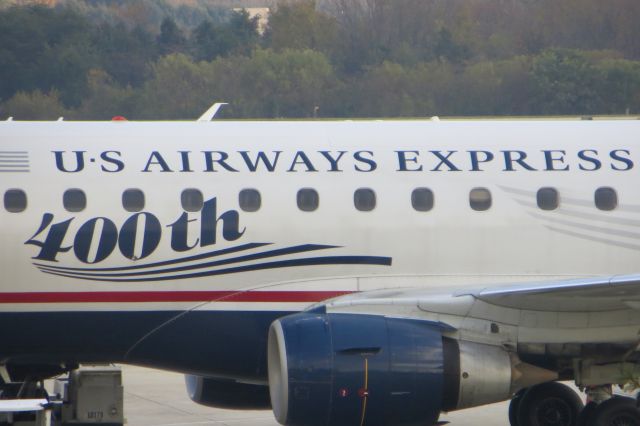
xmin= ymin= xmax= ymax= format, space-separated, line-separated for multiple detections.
xmin=0 ymin=309 xmax=291 ymax=380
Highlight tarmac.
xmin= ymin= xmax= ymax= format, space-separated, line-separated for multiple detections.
xmin=120 ymin=364 xmax=513 ymax=426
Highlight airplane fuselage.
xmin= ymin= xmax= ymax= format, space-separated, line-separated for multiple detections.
xmin=1 ymin=119 xmax=638 ymax=382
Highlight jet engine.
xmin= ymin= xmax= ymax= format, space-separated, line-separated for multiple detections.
xmin=268 ymin=312 xmax=555 ymax=426
xmin=185 ymin=375 xmax=270 ymax=409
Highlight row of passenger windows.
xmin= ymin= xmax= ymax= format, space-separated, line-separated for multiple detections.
xmin=3 ymin=187 xmax=620 ymax=213
xmin=536 ymin=187 xmax=617 ymax=211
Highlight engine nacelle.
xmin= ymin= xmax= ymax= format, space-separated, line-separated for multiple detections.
xmin=268 ymin=313 xmax=551 ymax=426
xmin=185 ymin=375 xmax=270 ymax=410
xmin=443 ymin=339 xmax=512 ymax=410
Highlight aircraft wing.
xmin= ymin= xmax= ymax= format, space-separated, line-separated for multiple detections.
xmin=464 ymin=274 xmax=640 ymax=312
xmin=322 ymin=273 xmax=640 ymax=315
xmin=318 ymin=273 xmax=640 ymax=349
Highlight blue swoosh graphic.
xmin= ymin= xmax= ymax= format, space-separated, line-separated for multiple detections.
xmin=38 ymin=255 xmax=393 ymax=283
xmin=34 ymin=242 xmax=272 ymax=272
xmin=36 ymin=244 xmax=337 ymax=278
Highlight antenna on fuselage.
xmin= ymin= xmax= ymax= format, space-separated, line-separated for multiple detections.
xmin=198 ymin=102 xmax=228 ymax=122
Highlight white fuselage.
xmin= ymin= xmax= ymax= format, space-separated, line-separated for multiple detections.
xmin=1 ymin=121 xmax=639 ymax=298
xmin=0 ymin=119 xmax=638 ymax=374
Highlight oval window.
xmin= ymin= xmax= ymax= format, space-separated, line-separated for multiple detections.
xmin=469 ymin=187 xmax=491 ymax=211
xmin=181 ymin=189 xmax=203 ymax=212
xmin=537 ymin=187 xmax=559 ymax=211
xmin=4 ymin=189 xmax=27 ymax=213
xmin=239 ymin=189 xmax=261 ymax=212
xmin=63 ymin=189 xmax=86 ymax=212
xmin=123 ymin=188 xmax=145 ymax=212
xmin=354 ymin=188 xmax=376 ymax=212
xmin=297 ymin=188 xmax=319 ymax=212
xmin=595 ymin=187 xmax=617 ymax=211
xmin=411 ymin=188 xmax=434 ymax=212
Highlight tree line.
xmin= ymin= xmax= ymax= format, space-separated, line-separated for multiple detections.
xmin=1 ymin=0 xmax=640 ymax=120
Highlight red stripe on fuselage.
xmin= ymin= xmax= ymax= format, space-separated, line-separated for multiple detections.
xmin=0 ymin=291 xmax=353 ymax=304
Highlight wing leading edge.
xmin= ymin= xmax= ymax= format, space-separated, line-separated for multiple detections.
xmin=465 ymin=274 xmax=640 ymax=312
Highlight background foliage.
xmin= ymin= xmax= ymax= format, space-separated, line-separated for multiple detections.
xmin=1 ymin=0 xmax=640 ymax=119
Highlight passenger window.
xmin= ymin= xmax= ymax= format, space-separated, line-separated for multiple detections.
xmin=181 ymin=189 xmax=203 ymax=212
xmin=469 ymin=188 xmax=491 ymax=211
xmin=239 ymin=189 xmax=261 ymax=212
xmin=595 ymin=187 xmax=617 ymax=211
xmin=122 ymin=189 xmax=145 ymax=212
xmin=4 ymin=189 xmax=27 ymax=213
xmin=537 ymin=187 xmax=559 ymax=211
xmin=297 ymin=188 xmax=319 ymax=212
xmin=412 ymin=188 xmax=434 ymax=212
xmin=63 ymin=189 xmax=86 ymax=212
xmin=354 ymin=188 xmax=376 ymax=211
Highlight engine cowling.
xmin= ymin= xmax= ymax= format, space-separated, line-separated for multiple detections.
xmin=185 ymin=375 xmax=270 ymax=409
xmin=268 ymin=313 xmax=446 ymax=426
xmin=268 ymin=312 xmax=551 ymax=426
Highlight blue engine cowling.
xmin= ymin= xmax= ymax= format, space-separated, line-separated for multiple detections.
xmin=268 ymin=312 xmax=455 ymax=426
xmin=185 ymin=375 xmax=271 ymax=409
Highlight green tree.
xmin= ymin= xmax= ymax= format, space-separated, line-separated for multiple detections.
xmin=323 ymin=0 xmax=447 ymax=70
xmin=248 ymin=48 xmax=338 ymax=117
xmin=0 ymin=90 xmax=69 ymax=120
xmin=191 ymin=10 xmax=258 ymax=61
xmin=595 ymin=59 xmax=640 ymax=114
xmin=72 ymin=69 xmax=138 ymax=120
xmin=530 ymin=49 xmax=602 ymax=115
xmin=0 ymin=5 xmax=95 ymax=106
xmin=92 ymin=23 xmax=157 ymax=87
xmin=433 ymin=28 xmax=470 ymax=64
xmin=226 ymin=10 xmax=259 ymax=56
xmin=208 ymin=48 xmax=339 ymax=118
xmin=266 ymin=1 xmax=339 ymax=55
xmin=192 ymin=20 xmax=222 ymax=61
xmin=137 ymin=53 xmax=213 ymax=119
xmin=157 ymin=17 xmax=186 ymax=55
xmin=351 ymin=61 xmax=435 ymax=117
